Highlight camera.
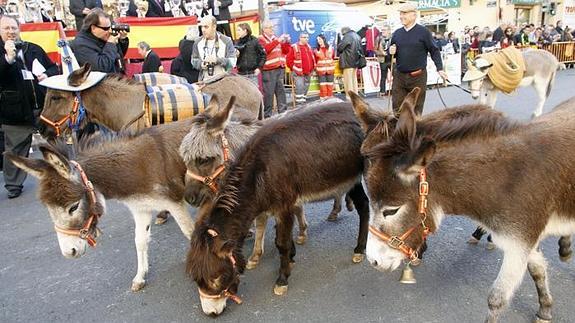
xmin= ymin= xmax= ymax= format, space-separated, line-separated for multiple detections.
xmin=111 ymin=23 xmax=130 ymax=36
xmin=14 ymin=40 xmax=24 ymax=50
xmin=207 ymin=62 xmax=215 ymax=76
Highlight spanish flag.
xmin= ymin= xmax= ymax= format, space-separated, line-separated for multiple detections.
xmin=117 ymin=16 xmax=197 ymax=59
xmin=20 ymin=22 xmax=66 ymax=63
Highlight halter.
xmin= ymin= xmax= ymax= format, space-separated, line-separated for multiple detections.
xmin=186 ymin=134 xmax=230 ymax=193
xmin=53 ymin=160 xmax=101 ymax=247
xmin=40 ymin=92 xmax=86 ymax=137
xmin=368 ymin=168 xmax=432 ymax=262
xmin=197 ymin=228 xmax=243 ymax=305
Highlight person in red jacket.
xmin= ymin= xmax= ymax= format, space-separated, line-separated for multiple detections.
xmin=314 ymin=34 xmax=335 ymax=99
xmin=287 ymin=32 xmax=315 ymax=105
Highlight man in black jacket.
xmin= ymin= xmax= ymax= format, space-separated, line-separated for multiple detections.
xmin=0 ymin=15 xmax=58 ymax=198
xmin=69 ymin=0 xmax=102 ymax=30
xmin=138 ymin=41 xmax=161 ymax=73
xmin=171 ymin=29 xmax=200 ymax=83
xmin=145 ymin=0 xmax=173 ymax=17
xmin=235 ymin=23 xmax=265 ymax=85
xmin=70 ymin=8 xmax=129 ymax=74
xmin=337 ymin=26 xmax=361 ymax=99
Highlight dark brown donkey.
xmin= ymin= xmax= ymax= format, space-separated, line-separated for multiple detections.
xmin=185 ymin=102 xmax=370 ymax=315
xmin=356 ymin=88 xmax=575 ymax=323
xmin=5 ymin=120 xmax=196 ymax=292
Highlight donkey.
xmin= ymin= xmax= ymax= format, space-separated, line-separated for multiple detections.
xmin=39 ymin=65 xmax=263 ymax=139
xmin=357 ymin=87 xmax=575 ymax=322
xmin=185 ymin=102 xmax=370 ymax=315
xmin=5 ymin=120 xmax=197 ymax=292
xmin=467 ymin=48 xmax=560 ymax=119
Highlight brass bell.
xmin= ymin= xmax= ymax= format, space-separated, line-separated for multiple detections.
xmin=399 ymin=263 xmax=416 ymax=284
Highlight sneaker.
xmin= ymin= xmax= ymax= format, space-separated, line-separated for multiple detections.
xmin=7 ymin=189 xmax=22 ymax=199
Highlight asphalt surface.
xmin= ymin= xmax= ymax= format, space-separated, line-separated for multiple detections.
xmin=1 ymin=69 xmax=575 ymax=323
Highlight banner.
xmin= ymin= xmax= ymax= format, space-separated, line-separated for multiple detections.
xmin=20 ymin=22 xmax=66 ymax=63
xmin=361 ymin=58 xmax=383 ymax=95
xmin=427 ymin=52 xmax=461 ymax=85
xmin=117 ymin=16 xmax=197 ymax=59
xmin=565 ymin=0 xmax=575 ymax=29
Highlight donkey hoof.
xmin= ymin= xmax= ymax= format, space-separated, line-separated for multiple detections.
xmin=246 ymin=259 xmax=259 ymax=270
xmin=352 ymin=253 xmax=364 ymax=263
xmin=155 ymin=211 xmax=170 ymax=225
xmin=273 ymin=284 xmax=288 ymax=296
xmin=326 ymin=214 xmax=338 ymax=222
xmin=467 ymin=237 xmax=480 ymax=245
xmin=131 ymin=280 xmax=146 ymax=292
xmin=486 ymin=242 xmax=496 ymax=250
xmin=295 ymin=235 xmax=306 ymax=245
xmin=534 ymin=314 xmax=552 ymax=323
xmin=559 ymin=253 xmax=572 ymax=262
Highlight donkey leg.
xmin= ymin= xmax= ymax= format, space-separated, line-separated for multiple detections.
xmin=485 ymin=241 xmax=530 ymax=323
xmin=247 ymin=213 xmax=268 ymax=270
xmin=326 ymin=195 xmax=342 ymax=222
xmin=527 ymin=249 xmax=553 ymax=322
xmin=558 ymin=236 xmax=572 ymax=262
xmin=165 ymin=201 xmax=195 ymax=240
xmin=128 ymin=208 xmax=154 ymax=292
xmin=345 ymin=194 xmax=354 ymax=212
xmin=294 ymin=204 xmax=308 ymax=245
xmin=273 ymin=209 xmax=295 ymax=296
xmin=531 ymin=84 xmax=547 ymax=119
xmin=348 ymin=182 xmax=370 ymax=263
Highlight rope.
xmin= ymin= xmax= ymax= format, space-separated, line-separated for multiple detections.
xmin=435 ymin=78 xmax=472 ymax=109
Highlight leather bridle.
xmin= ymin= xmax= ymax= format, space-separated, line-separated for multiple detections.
xmin=40 ymin=92 xmax=85 ymax=137
xmin=368 ymin=168 xmax=432 ymax=262
xmin=197 ymin=228 xmax=243 ymax=305
xmin=186 ymin=134 xmax=230 ymax=193
xmin=53 ymin=160 xmax=101 ymax=247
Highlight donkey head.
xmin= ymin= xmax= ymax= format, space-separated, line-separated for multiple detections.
xmin=180 ymin=95 xmax=236 ymax=207
xmin=361 ymin=88 xmax=438 ymax=272
xmin=465 ymin=58 xmax=493 ymax=99
xmin=41 ymin=89 xmax=76 ymax=138
xmin=5 ymin=144 xmax=106 ymax=258
xmin=186 ymin=220 xmax=246 ymax=315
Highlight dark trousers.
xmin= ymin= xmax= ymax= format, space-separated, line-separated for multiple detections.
xmin=2 ymin=124 xmax=34 ymax=193
xmin=392 ymin=68 xmax=427 ymax=115
xmin=217 ymin=23 xmax=232 ymax=38
xmin=0 ymin=128 xmax=4 ymax=171
xmin=262 ymin=68 xmax=287 ymax=118
xmin=379 ymin=62 xmax=390 ymax=93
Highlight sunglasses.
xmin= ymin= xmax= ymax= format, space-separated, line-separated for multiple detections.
xmin=94 ymin=25 xmax=111 ymax=31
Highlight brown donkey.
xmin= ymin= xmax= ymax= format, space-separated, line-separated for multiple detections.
xmin=185 ymin=101 xmax=370 ymax=315
xmin=356 ymin=88 xmax=575 ymax=322
xmin=5 ymin=121 xmax=196 ymax=292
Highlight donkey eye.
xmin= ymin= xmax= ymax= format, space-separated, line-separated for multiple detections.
xmin=68 ymin=202 xmax=79 ymax=215
xmin=382 ymin=207 xmax=400 ymax=217
xmin=51 ymin=96 xmax=63 ymax=101
xmin=197 ymin=157 xmax=213 ymax=166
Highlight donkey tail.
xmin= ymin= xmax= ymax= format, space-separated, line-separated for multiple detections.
xmin=545 ymin=70 xmax=556 ymax=98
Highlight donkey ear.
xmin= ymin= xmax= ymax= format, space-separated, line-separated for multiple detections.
xmin=397 ymin=137 xmax=436 ymax=177
xmin=207 ymin=96 xmax=235 ymax=135
xmin=205 ymin=95 xmax=220 ymax=116
xmin=395 ymin=87 xmax=421 ymax=147
xmin=67 ymin=63 xmax=92 ymax=87
xmin=349 ymin=91 xmax=377 ymax=133
xmin=4 ymin=152 xmax=52 ymax=179
xmin=39 ymin=145 xmax=72 ymax=179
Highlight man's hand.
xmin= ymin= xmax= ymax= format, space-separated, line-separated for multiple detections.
xmin=254 ymin=68 xmax=260 ymax=76
xmin=107 ymin=34 xmax=120 ymax=44
xmin=389 ymin=44 xmax=396 ymax=55
xmin=4 ymin=39 xmax=16 ymax=62
xmin=82 ymin=8 xmax=90 ymax=15
xmin=438 ymin=70 xmax=448 ymax=81
xmin=37 ymin=73 xmax=48 ymax=82
xmin=118 ymin=30 xmax=129 ymax=39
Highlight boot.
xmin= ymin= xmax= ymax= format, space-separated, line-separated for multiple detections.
xmin=326 ymin=84 xmax=333 ymax=97
xmin=319 ymin=84 xmax=326 ymax=99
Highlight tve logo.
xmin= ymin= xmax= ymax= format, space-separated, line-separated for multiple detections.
xmin=291 ymin=17 xmax=315 ymax=34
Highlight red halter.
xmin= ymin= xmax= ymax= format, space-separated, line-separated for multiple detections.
xmin=53 ymin=161 xmax=101 ymax=247
xmin=186 ymin=134 xmax=231 ymax=193
xmin=368 ymin=168 xmax=432 ymax=262
xmin=40 ymin=95 xmax=81 ymax=137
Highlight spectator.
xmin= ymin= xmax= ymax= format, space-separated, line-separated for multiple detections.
xmin=388 ymin=2 xmax=447 ymax=115
xmin=286 ymin=32 xmax=315 ymax=105
xmin=555 ymin=20 xmax=564 ymax=37
xmin=314 ymin=33 xmax=335 ymax=100
xmin=171 ymin=26 xmax=200 ymax=83
xmin=479 ymin=31 xmax=497 ymax=53
xmin=337 ymin=25 xmax=361 ymax=99
xmin=146 ymin=0 xmax=173 ymax=17
xmin=500 ymin=27 xmax=515 ymax=48
xmin=69 ymin=0 xmax=103 ymax=30
xmin=234 ymin=23 xmax=265 ymax=86
xmin=70 ymin=8 xmax=129 ymax=73
xmin=204 ymin=0 xmax=232 ymax=37
xmin=446 ymin=31 xmax=460 ymax=53
xmin=138 ymin=41 xmax=161 ymax=73
xmin=0 ymin=0 xmax=6 ymax=15
xmin=374 ymin=25 xmax=391 ymax=96
xmin=492 ymin=22 xmax=507 ymax=43
xmin=530 ymin=27 xmax=544 ymax=46
xmin=563 ymin=26 xmax=574 ymax=42
xmin=191 ymin=15 xmax=235 ymax=81
xmin=0 ymin=15 xmax=58 ymax=198
xmin=258 ymin=19 xmax=290 ymax=118
xmin=515 ymin=26 xmax=530 ymax=46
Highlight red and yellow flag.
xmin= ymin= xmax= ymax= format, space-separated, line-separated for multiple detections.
xmin=20 ymin=22 xmax=66 ymax=63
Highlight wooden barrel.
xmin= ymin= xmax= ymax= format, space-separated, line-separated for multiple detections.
xmin=133 ymin=73 xmax=188 ymax=87
xmin=146 ymin=83 xmax=209 ymax=126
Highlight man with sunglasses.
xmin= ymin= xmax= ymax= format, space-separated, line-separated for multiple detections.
xmin=71 ymin=8 xmax=129 ymax=73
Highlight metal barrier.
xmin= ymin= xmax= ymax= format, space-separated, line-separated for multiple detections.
xmin=465 ymin=42 xmax=575 ymax=63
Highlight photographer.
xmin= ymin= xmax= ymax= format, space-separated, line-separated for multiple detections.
xmin=0 ymin=14 xmax=58 ymax=198
xmin=234 ymin=23 xmax=265 ymax=86
xmin=191 ymin=15 xmax=235 ymax=81
xmin=71 ymin=8 xmax=129 ymax=74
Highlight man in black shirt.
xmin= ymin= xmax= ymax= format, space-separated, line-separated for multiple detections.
xmin=138 ymin=41 xmax=161 ymax=73
xmin=389 ymin=2 xmax=447 ymax=115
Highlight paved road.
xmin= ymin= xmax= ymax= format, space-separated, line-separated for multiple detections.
xmin=1 ymin=69 xmax=574 ymax=323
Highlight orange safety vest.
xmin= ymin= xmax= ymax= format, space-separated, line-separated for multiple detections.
xmin=260 ymin=35 xmax=286 ymax=70
xmin=315 ymin=47 xmax=334 ymax=75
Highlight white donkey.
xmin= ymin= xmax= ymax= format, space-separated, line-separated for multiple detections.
xmin=465 ymin=48 xmax=560 ymax=119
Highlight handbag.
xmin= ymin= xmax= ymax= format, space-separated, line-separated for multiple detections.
xmin=357 ymin=50 xmax=367 ymax=69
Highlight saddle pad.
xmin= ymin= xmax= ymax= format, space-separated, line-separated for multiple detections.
xmin=479 ymin=47 xmax=525 ymax=94
xmin=145 ymin=83 xmax=209 ymax=126
xmin=133 ymin=73 xmax=188 ymax=87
